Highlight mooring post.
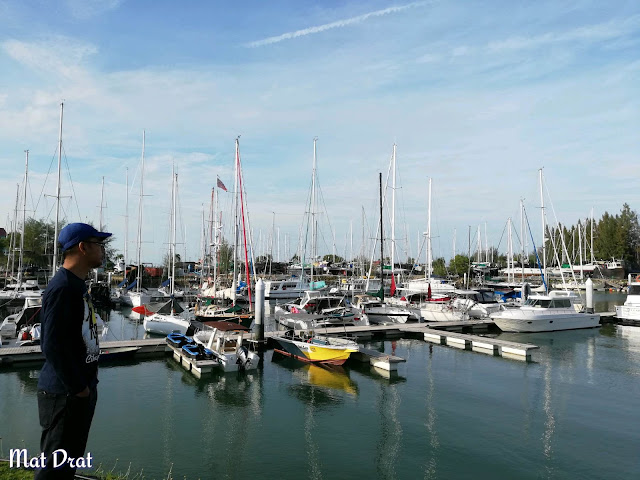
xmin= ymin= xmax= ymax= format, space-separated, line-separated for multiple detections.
xmin=255 ymin=278 xmax=265 ymax=342
xmin=585 ymin=277 xmax=594 ymax=313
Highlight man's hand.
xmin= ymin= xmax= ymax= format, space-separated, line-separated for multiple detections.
xmin=75 ymin=387 xmax=90 ymax=398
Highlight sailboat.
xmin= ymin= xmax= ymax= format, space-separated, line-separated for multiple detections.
xmin=120 ymin=131 xmax=159 ymax=307
xmin=143 ymin=167 xmax=191 ymax=335
xmin=195 ymin=138 xmax=255 ymax=325
xmin=491 ymin=169 xmax=601 ymax=332
xmin=360 ymin=168 xmax=413 ymax=324
xmin=0 ymin=150 xmax=44 ymax=301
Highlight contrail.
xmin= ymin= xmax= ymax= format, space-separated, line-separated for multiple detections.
xmin=244 ymin=1 xmax=432 ymax=48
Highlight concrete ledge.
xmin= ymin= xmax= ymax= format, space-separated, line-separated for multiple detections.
xmin=446 ymin=336 xmax=470 ymax=350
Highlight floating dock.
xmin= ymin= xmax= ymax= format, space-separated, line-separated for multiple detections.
xmin=2 ymin=319 xmax=541 ymax=366
xmin=350 ymin=347 xmax=407 ymax=371
xmin=166 ymin=342 xmax=219 ymax=378
xmin=0 ymin=338 xmax=169 ymax=366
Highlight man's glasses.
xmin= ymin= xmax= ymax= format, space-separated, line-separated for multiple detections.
xmin=82 ymin=241 xmax=106 ymax=250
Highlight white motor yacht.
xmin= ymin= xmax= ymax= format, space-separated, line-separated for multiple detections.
xmin=353 ymin=295 xmax=413 ymax=324
xmin=491 ymin=290 xmax=600 ymax=332
xmin=615 ymin=278 xmax=640 ymax=322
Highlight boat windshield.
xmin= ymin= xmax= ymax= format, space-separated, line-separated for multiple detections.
xmin=524 ymin=298 xmax=551 ymax=308
xmin=524 ymin=298 xmax=571 ymax=308
xmin=629 ymin=285 xmax=640 ymax=295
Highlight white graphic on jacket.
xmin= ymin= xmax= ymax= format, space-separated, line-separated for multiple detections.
xmin=82 ymin=292 xmax=101 ymax=363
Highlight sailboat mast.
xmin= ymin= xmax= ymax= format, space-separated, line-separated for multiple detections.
xmin=99 ymin=177 xmax=105 ymax=231
xmin=231 ymin=137 xmax=240 ymax=305
xmin=311 ymin=137 xmax=317 ymax=286
xmin=590 ymin=207 xmax=594 ymax=264
xmin=5 ymin=185 xmax=19 ymax=281
xmin=136 ymin=131 xmax=145 ymax=293
xmin=170 ymin=167 xmax=177 ymax=295
xmin=125 ymin=168 xmax=129 ymax=275
xmin=379 ymin=172 xmax=384 ymax=301
xmin=213 ymin=188 xmax=219 ymax=298
xmin=520 ymin=199 xmax=525 ymax=284
xmin=18 ymin=150 xmax=28 ymax=284
xmin=391 ymin=144 xmax=396 ymax=277
xmin=539 ymin=168 xmax=546 ymax=289
xmin=427 ymin=177 xmax=432 ymax=280
xmin=578 ymin=220 xmax=584 ymax=280
xmin=52 ymin=102 xmax=64 ymax=277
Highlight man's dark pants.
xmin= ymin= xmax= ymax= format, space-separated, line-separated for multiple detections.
xmin=35 ymin=387 xmax=97 ymax=480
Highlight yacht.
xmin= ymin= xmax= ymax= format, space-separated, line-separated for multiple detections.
xmin=263 ymin=278 xmax=313 ymax=299
xmin=615 ymin=277 xmax=640 ymax=322
xmin=491 ymin=290 xmax=600 ymax=332
xmin=352 ymin=295 xmax=414 ymax=324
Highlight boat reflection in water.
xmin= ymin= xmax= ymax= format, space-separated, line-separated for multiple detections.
xmin=272 ymin=350 xmax=358 ymax=399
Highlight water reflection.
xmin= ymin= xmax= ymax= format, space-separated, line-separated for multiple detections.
xmin=375 ymin=380 xmax=402 ymax=479
xmin=272 ymin=351 xmax=358 ymax=404
xmin=424 ymin=343 xmax=439 ymax=479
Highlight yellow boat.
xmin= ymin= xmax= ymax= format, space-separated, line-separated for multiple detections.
xmin=273 ymin=330 xmax=359 ymax=365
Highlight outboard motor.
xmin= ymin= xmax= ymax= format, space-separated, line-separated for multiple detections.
xmin=236 ymin=346 xmax=251 ymax=370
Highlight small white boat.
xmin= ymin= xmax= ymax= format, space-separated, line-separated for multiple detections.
xmin=143 ymin=299 xmax=191 ymax=335
xmin=193 ymin=322 xmax=259 ymax=372
xmin=615 ymin=278 xmax=640 ymax=322
xmin=491 ymin=290 xmax=600 ymax=332
xmin=0 ymin=297 xmax=42 ymax=340
xmin=352 ymin=295 xmax=413 ymax=324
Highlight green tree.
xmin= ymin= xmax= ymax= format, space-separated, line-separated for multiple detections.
xmin=432 ymin=257 xmax=447 ymax=277
xmin=322 ymin=254 xmax=345 ymax=263
xmin=449 ymin=254 xmax=470 ymax=276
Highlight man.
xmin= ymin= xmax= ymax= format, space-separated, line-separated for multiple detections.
xmin=36 ymin=223 xmax=111 ymax=479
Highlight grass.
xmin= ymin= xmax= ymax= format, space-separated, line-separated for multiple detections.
xmin=0 ymin=459 xmax=174 ymax=480
xmin=0 ymin=461 xmax=33 ymax=480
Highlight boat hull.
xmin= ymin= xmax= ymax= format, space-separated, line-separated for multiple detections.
xmin=143 ymin=314 xmax=190 ymax=335
xmin=272 ymin=336 xmax=357 ymax=365
xmin=615 ymin=305 xmax=640 ymax=322
xmin=492 ymin=313 xmax=601 ymax=332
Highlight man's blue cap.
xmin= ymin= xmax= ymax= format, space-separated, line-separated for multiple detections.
xmin=58 ymin=223 xmax=112 ymax=252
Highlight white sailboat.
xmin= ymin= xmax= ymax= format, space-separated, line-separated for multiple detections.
xmin=144 ymin=167 xmax=191 ymax=335
xmin=0 ymin=150 xmax=43 ymax=300
xmin=121 ymin=132 xmax=156 ymax=307
xmin=491 ymin=170 xmax=601 ymax=332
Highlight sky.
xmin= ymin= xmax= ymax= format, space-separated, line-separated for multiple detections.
xmin=0 ymin=0 xmax=638 ymax=266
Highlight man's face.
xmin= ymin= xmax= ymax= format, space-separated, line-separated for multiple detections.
xmin=80 ymin=237 xmax=106 ymax=268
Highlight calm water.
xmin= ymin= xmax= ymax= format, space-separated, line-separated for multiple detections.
xmin=1 ymin=293 xmax=639 ymax=479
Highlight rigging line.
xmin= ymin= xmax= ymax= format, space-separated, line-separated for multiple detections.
xmin=34 ymin=147 xmax=59 ymax=215
xmin=523 ymin=205 xmax=548 ymax=292
xmin=495 ymin=218 xmax=509 ymax=253
xmin=61 ymin=145 xmax=82 ymax=220
xmin=541 ymin=171 xmax=579 ymax=286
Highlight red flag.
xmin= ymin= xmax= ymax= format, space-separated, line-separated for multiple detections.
xmin=132 ymin=305 xmax=155 ymax=316
xmin=390 ymin=274 xmax=397 ymax=296
xmin=217 ymin=177 xmax=228 ymax=192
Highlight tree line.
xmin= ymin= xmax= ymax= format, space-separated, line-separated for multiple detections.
xmin=2 ymin=204 xmax=638 ymax=275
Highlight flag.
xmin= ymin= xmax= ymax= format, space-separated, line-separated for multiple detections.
xmin=390 ymin=274 xmax=397 ymax=296
xmin=217 ymin=177 xmax=228 ymax=192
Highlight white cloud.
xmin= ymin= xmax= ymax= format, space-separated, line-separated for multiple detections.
xmin=65 ymin=0 xmax=122 ymax=20
xmin=2 ymin=36 xmax=97 ymax=79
